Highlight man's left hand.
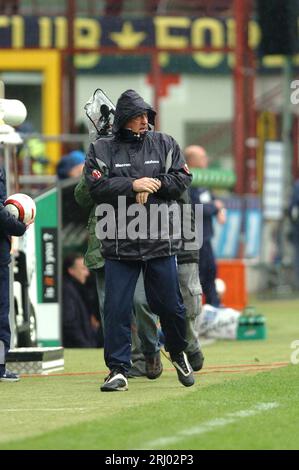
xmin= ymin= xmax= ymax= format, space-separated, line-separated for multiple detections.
xmin=136 ymin=192 xmax=149 ymax=205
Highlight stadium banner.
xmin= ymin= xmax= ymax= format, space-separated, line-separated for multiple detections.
xmin=212 ymin=196 xmax=262 ymax=260
xmin=41 ymin=228 xmax=58 ymax=303
xmin=263 ymin=141 xmax=284 ymax=221
xmin=244 ymin=196 xmax=262 ymax=258
xmin=212 ymin=197 xmax=242 ymax=259
xmin=0 ymin=15 xmax=298 ymax=73
xmin=34 ymin=188 xmax=60 ymax=347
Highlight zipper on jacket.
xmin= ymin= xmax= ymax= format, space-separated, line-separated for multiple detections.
xmin=115 ymin=215 xmax=119 ymax=257
xmin=168 ymin=238 xmax=172 ymax=257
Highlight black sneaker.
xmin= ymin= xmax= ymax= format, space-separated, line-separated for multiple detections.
xmin=145 ymin=352 xmax=163 ymax=380
xmin=127 ymin=362 xmax=146 ymax=378
xmin=100 ymin=370 xmax=128 ymax=392
xmin=0 ymin=370 xmax=20 ymax=382
xmin=187 ymin=350 xmax=205 ymax=372
xmin=170 ymin=351 xmax=195 ymax=387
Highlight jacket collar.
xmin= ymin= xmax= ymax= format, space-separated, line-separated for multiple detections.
xmin=117 ymin=128 xmax=147 ymax=143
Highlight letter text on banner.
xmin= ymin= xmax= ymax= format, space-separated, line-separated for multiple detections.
xmin=192 ymin=18 xmax=224 ymax=68
xmin=38 ymin=17 xmax=52 ymax=48
xmin=74 ymin=18 xmax=101 ymax=68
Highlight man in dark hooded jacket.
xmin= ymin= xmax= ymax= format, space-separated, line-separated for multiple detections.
xmin=0 ymin=165 xmax=26 ymax=382
xmin=85 ymin=89 xmax=195 ymax=391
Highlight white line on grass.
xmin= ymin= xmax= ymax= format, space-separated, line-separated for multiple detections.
xmin=2 ymin=408 xmax=87 ymax=412
xmin=142 ymin=402 xmax=279 ymax=449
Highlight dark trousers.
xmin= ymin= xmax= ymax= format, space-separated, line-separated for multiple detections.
xmin=103 ymin=256 xmax=187 ymax=373
xmin=0 ymin=265 xmax=10 ymax=368
xmin=199 ymin=240 xmax=220 ymax=307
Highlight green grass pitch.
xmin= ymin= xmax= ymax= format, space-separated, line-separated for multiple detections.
xmin=0 ymin=297 xmax=298 ymax=450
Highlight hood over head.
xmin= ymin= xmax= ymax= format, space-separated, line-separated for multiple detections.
xmin=112 ymin=89 xmax=156 ymax=134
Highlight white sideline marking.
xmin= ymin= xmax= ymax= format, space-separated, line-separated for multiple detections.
xmin=2 ymin=408 xmax=87 ymax=412
xmin=143 ymin=402 xmax=279 ymax=449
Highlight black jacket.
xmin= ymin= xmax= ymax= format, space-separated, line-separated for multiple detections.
xmin=84 ymin=89 xmax=192 ymax=261
xmin=0 ymin=167 xmax=26 ymax=266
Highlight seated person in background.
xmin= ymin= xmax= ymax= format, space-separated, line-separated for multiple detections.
xmin=81 ymin=272 xmax=104 ymax=348
xmin=62 ymin=253 xmax=99 ymax=348
xmin=57 ymin=150 xmax=85 ymax=180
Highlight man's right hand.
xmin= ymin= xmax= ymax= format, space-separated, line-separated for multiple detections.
xmin=25 ymin=219 xmax=35 ymax=230
xmin=132 ymin=177 xmax=161 ymax=193
xmin=217 ymin=208 xmax=227 ymax=225
xmin=214 ymin=199 xmax=224 ymax=210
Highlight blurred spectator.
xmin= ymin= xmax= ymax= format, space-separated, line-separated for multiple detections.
xmin=62 ymin=253 xmax=100 ymax=348
xmin=17 ymin=122 xmax=50 ymax=175
xmin=57 ymin=150 xmax=85 ymax=180
xmin=0 ymin=0 xmax=19 ymax=14
xmin=185 ymin=145 xmax=226 ymax=307
xmin=289 ymin=179 xmax=299 ymax=289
